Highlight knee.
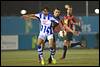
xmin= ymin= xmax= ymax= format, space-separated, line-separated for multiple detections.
xmin=64 ymin=40 xmax=70 ymax=47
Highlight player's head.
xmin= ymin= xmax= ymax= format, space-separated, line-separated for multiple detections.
xmin=64 ymin=4 xmax=72 ymax=15
xmin=53 ymin=8 xmax=60 ymax=17
xmin=65 ymin=4 xmax=72 ymax=9
xmin=42 ymin=7 xmax=49 ymax=16
xmin=67 ymin=8 xmax=72 ymax=15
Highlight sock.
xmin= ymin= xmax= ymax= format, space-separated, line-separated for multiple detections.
xmin=50 ymin=47 xmax=55 ymax=60
xmin=71 ymin=42 xmax=81 ymax=47
xmin=37 ymin=45 xmax=43 ymax=60
xmin=48 ymin=55 xmax=52 ymax=63
xmin=38 ymin=54 xmax=41 ymax=61
xmin=62 ymin=46 xmax=67 ymax=58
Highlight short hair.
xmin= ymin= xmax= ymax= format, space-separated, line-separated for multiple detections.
xmin=53 ymin=8 xmax=60 ymax=12
xmin=54 ymin=8 xmax=60 ymax=11
xmin=65 ymin=4 xmax=72 ymax=9
xmin=42 ymin=7 xmax=49 ymax=11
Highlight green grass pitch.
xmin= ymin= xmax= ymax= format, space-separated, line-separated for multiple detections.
xmin=1 ymin=49 xmax=99 ymax=66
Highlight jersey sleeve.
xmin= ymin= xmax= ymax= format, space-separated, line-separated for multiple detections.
xmin=50 ymin=17 xmax=59 ymax=23
xmin=72 ymin=16 xmax=77 ymax=23
xmin=34 ymin=13 xmax=40 ymax=18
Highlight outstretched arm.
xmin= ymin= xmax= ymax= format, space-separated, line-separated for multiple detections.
xmin=21 ymin=14 xmax=38 ymax=20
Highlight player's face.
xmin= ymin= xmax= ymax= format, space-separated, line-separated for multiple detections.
xmin=66 ymin=8 xmax=72 ymax=15
xmin=43 ymin=9 xmax=49 ymax=16
xmin=53 ymin=9 xmax=60 ymax=17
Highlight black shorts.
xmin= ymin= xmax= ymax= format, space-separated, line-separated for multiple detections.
xmin=63 ymin=32 xmax=73 ymax=41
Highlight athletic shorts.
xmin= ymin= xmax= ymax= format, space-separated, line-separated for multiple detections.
xmin=63 ymin=32 xmax=73 ymax=41
xmin=38 ymin=33 xmax=53 ymax=41
xmin=44 ymin=33 xmax=56 ymax=43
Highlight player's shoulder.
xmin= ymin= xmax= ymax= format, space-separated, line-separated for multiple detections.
xmin=48 ymin=13 xmax=53 ymax=17
xmin=71 ymin=14 xmax=76 ymax=18
xmin=63 ymin=15 xmax=67 ymax=19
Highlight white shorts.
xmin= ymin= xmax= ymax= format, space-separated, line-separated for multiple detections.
xmin=38 ymin=32 xmax=53 ymax=41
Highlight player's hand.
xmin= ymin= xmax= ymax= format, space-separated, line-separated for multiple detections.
xmin=21 ymin=15 xmax=30 ymax=20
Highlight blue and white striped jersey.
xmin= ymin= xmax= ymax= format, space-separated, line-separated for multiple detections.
xmin=35 ymin=12 xmax=59 ymax=35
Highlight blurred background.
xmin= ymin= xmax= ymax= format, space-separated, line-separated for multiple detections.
xmin=1 ymin=1 xmax=99 ymax=66
xmin=1 ymin=1 xmax=99 ymax=50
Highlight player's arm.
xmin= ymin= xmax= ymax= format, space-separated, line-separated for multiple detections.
xmin=64 ymin=25 xmax=74 ymax=33
xmin=53 ymin=19 xmax=64 ymax=33
xmin=21 ymin=14 xmax=29 ymax=20
xmin=51 ymin=21 xmax=59 ymax=28
xmin=59 ymin=18 xmax=66 ymax=30
xmin=65 ymin=25 xmax=78 ymax=35
xmin=72 ymin=16 xmax=81 ymax=26
xmin=21 ymin=14 xmax=38 ymax=20
xmin=28 ymin=14 xmax=38 ymax=19
xmin=62 ymin=18 xmax=78 ymax=35
xmin=51 ymin=17 xmax=59 ymax=24
xmin=72 ymin=16 xmax=82 ymax=32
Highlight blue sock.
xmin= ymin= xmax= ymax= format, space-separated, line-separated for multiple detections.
xmin=37 ymin=45 xmax=43 ymax=60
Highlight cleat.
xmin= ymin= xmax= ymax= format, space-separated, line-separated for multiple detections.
xmin=60 ymin=57 xmax=65 ymax=60
xmin=52 ymin=58 xmax=56 ymax=64
xmin=48 ymin=58 xmax=52 ymax=64
xmin=41 ymin=59 xmax=45 ymax=65
xmin=80 ymin=41 xmax=86 ymax=48
xmin=80 ymin=43 xmax=86 ymax=48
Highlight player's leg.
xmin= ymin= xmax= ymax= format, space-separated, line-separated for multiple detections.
xmin=71 ymin=41 xmax=86 ymax=48
xmin=71 ymin=41 xmax=81 ymax=47
xmin=61 ymin=32 xmax=73 ymax=59
xmin=37 ymin=34 xmax=46 ymax=65
xmin=38 ymin=37 xmax=48 ymax=63
xmin=61 ymin=40 xmax=69 ymax=59
xmin=38 ymin=40 xmax=45 ymax=63
xmin=48 ymin=34 xmax=56 ymax=64
xmin=71 ymin=24 xmax=86 ymax=48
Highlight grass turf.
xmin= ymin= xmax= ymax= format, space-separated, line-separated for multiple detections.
xmin=1 ymin=49 xmax=99 ymax=66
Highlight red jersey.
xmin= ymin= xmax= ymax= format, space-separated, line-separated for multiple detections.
xmin=63 ymin=15 xmax=77 ymax=32
xmin=53 ymin=15 xmax=77 ymax=33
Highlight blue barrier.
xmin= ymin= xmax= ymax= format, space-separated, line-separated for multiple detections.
xmin=19 ymin=35 xmax=33 ymax=50
xmin=1 ymin=16 xmax=99 ymax=35
xmin=79 ymin=16 xmax=99 ymax=33
xmin=85 ymin=34 xmax=97 ymax=48
xmin=1 ymin=16 xmax=24 ymax=35
xmin=79 ymin=33 xmax=98 ymax=48
xmin=1 ymin=16 xmax=39 ymax=35
xmin=1 ymin=16 xmax=99 ymax=49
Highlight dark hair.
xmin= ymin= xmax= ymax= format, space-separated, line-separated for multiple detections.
xmin=68 ymin=5 xmax=72 ymax=8
xmin=54 ymin=8 xmax=60 ymax=11
xmin=42 ymin=7 xmax=49 ymax=11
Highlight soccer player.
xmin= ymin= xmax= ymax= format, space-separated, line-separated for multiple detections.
xmin=40 ymin=8 xmax=61 ymax=64
xmin=22 ymin=7 xmax=59 ymax=65
xmin=48 ymin=8 xmax=61 ymax=63
xmin=60 ymin=4 xmax=85 ymax=59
